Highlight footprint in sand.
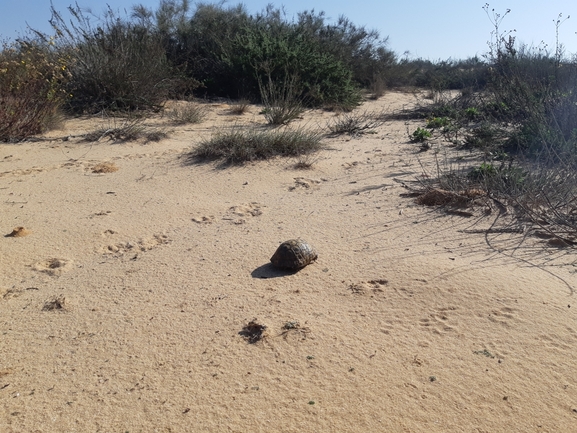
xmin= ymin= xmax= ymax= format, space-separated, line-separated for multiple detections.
xmin=224 ymin=202 xmax=264 ymax=225
xmin=1 ymin=288 xmax=24 ymax=300
xmin=104 ymin=234 xmax=170 ymax=255
xmin=419 ymin=306 xmax=459 ymax=335
xmin=33 ymin=258 xmax=73 ymax=276
xmin=288 ymin=177 xmax=322 ymax=192
xmin=342 ymin=161 xmax=360 ymax=170
xmin=348 ymin=279 xmax=388 ymax=295
xmin=192 ymin=215 xmax=215 ymax=224
xmin=487 ymin=306 xmax=518 ymax=327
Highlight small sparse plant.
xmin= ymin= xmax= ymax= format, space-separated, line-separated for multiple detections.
xmin=411 ymin=127 xmax=432 ymax=142
xmin=167 ymin=102 xmax=207 ymax=124
xmin=467 ymin=162 xmax=498 ymax=181
xmin=293 ymin=153 xmax=321 ymax=170
xmin=327 ymin=110 xmax=386 ymax=135
xmin=473 ymin=349 xmax=495 ymax=358
xmin=228 ymin=99 xmax=250 ymax=115
xmin=369 ymin=74 xmax=386 ymax=100
xmin=426 ymin=117 xmax=450 ymax=129
xmin=283 ymin=321 xmax=300 ymax=330
xmin=258 ymin=72 xmax=305 ymax=125
xmin=82 ymin=116 xmax=166 ymax=143
xmin=464 ymin=107 xmax=480 ymax=119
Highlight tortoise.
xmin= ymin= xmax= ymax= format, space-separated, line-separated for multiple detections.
xmin=270 ymin=239 xmax=317 ymax=270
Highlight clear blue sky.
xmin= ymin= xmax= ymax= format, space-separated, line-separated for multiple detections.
xmin=2 ymin=1 xmax=576 ymax=60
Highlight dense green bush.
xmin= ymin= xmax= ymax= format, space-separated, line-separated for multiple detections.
xmin=166 ymin=4 xmax=363 ymax=108
xmin=5 ymin=1 xmax=400 ymax=113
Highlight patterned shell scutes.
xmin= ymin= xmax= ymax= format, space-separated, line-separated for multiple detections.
xmin=270 ymin=239 xmax=318 ymax=270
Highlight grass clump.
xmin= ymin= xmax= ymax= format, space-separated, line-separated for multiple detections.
xmin=258 ymin=72 xmax=306 ymax=125
xmin=190 ymin=126 xmax=323 ymax=165
xmin=327 ymin=110 xmax=386 ymax=135
xmin=166 ymin=102 xmax=207 ymax=124
xmin=228 ymin=99 xmax=250 ymax=115
xmin=82 ymin=117 xmax=167 ymax=143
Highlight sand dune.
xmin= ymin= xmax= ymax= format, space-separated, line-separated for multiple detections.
xmin=1 ymin=92 xmax=576 ymax=432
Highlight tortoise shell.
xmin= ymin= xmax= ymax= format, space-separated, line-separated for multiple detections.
xmin=270 ymin=239 xmax=317 ymax=270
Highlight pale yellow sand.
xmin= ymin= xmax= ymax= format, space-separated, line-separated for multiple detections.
xmin=1 ymin=92 xmax=576 ymax=432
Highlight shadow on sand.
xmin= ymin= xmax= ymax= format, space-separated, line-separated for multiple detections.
xmin=251 ymin=263 xmax=299 ymax=279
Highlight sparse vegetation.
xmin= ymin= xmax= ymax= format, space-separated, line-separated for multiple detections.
xmin=166 ymin=102 xmax=207 ymax=124
xmin=189 ymin=126 xmax=323 ymax=165
xmin=82 ymin=117 xmax=167 ymax=143
xmin=228 ymin=99 xmax=250 ymax=115
xmin=404 ymin=5 xmax=577 ymax=243
xmin=327 ymin=110 xmax=386 ymax=135
xmin=258 ymin=72 xmax=306 ymax=125
xmin=1 ymin=1 xmax=576 ymax=243
xmin=411 ymin=127 xmax=432 ymax=143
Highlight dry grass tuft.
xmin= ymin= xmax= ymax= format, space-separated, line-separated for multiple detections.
xmin=228 ymin=100 xmax=250 ymax=115
xmin=189 ymin=126 xmax=323 ymax=165
xmin=167 ymin=102 xmax=207 ymax=124
xmin=92 ymin=162 xmax=119 ymax=173
xmin=327 ymin=110 xmax=386 ymax=136
xmin=416 ymin=188 xmax=486 ymax=207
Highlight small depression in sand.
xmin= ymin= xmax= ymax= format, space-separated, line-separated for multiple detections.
xmin=33 ymin=258 xmax=73 ymax=276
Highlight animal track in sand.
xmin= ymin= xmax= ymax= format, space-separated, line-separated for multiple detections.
xmin=0 ymin=160 xmax=89 ymax=178
xmin=537 ymin=332 xmax=573 ymax=351
xmin=1 ymin=288 xmax=24 ymax=300
xmin=223 ymin=202 xmax=264 ymax=225
xmin=419 ymin=306 xmax=459 ymax=335
xmin=342 ymin=161 xmax=360 ymax=170
xmin=103 ymin=234 xmax=170 ymax=255
xmin=33 ymin=258 xmax=74 ymax=276
xmin=487 ymin=306 xmax=518 ymax=327
xmin=348 ymin=279 xmax=388 ymax=295
xmin=288 ymin=177 xmax=322 ymax=192
xmin=192 ymin=215 xmax=215 ymax=224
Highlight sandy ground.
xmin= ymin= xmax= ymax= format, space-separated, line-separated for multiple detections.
xmin=1 ymin=92 xmax=576 ymax=432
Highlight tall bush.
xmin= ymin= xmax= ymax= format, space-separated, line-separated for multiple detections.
xmin=0 ymin=40 xmax=69 ymax=141
xmin=47 ymin=4 xmax=180 ymax=112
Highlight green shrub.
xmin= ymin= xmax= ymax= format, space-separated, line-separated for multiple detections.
xmin=138 ymin=3 xmax=364 ymax=108
xmin=426 ymin=117 xmax=450 ymax=129
xmin=411 ymin=127 xmax=432 ymax=142
xmin=232 ymin=12 xmax=362 ymax=109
